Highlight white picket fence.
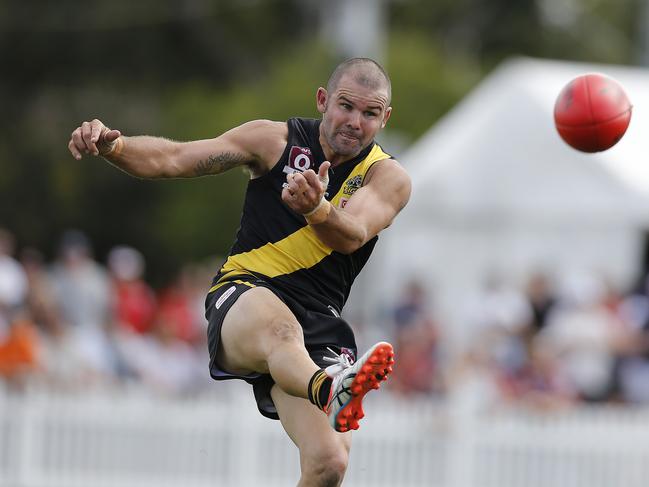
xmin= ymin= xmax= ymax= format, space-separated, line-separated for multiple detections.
xmin=1 ymin=384 xmax=649 ymax=487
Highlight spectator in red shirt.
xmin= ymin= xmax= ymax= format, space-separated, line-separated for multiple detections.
xmin=107 ymin=246 xmax=156 ymax=335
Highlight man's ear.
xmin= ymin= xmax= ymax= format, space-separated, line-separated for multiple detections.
xmin=381 ymin=106 xmax=392 ymax=128
xmin=316 ymin=87 xmax=328 ymax=114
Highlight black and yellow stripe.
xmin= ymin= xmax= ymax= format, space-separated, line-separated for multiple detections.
xmin=208 ymin=277 xmax=256 ymax=294
xmin=308 ymin=369 xmax=331 ymax=410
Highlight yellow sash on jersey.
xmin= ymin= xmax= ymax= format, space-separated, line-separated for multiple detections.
xmin=220 ymin=144 xmax=391 ymax=279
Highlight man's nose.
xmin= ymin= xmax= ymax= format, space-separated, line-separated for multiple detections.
xmin=346 ymin=110 xmax=362 ymax=129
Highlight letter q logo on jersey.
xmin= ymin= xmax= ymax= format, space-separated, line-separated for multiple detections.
xmin=283 ymin=146 xmax=313 ymax=175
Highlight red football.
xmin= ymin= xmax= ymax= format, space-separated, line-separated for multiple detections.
xmin=554 ymin=73 xmax=632 ymax=152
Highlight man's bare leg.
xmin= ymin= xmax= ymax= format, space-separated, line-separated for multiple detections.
xmin=218 ymin=285 xmax=395 ymax=433
xmin=272 ymin=385 xmax=352 ymax=487
xmin=217 ymin=286 xmax=319 ymax=398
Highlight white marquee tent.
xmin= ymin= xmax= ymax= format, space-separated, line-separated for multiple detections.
xmin=352 ymin=57 xmax=649 ymax=345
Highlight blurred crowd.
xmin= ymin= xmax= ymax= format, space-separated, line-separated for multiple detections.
xmin=3 ymin=224 xmax=649 ymax=410
xmin=0 ymin=227 xmax=212 ymax=396
xmin=386 ymin=271 xmax=649 ymax=410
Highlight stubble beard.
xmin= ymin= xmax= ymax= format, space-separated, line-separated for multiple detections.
xmin=326 ymin=130 xmax=363 ymax=158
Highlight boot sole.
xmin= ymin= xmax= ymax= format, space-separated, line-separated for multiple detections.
xmin=333 ymin=342 xmax=394 ymax=432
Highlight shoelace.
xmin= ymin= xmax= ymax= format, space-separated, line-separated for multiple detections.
xmin=322 ymin=347 xmax=354 ymax=369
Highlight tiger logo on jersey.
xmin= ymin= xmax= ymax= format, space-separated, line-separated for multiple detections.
xmin=342 ymin=175 xmax=363 ymax=196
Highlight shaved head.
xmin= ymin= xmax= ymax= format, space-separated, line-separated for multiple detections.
xmin=326 ymin=58 xmax=391 ymax=105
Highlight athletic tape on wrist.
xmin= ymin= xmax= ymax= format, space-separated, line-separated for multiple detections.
xmin=102 ymin=136 xmax=124 ymax=158
xmin=303 ymin=199 xmax=331 ymax=225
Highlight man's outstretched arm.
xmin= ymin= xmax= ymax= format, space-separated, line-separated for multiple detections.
xmin=68 ymin=118 xmax=285 ymax=179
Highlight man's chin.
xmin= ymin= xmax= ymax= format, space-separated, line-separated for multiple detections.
xmin=331 ymin=140 xmax=361 ymax=158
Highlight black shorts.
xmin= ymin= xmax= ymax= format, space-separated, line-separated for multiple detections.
xmin=205 ymin=274 xmax=357 ymax=420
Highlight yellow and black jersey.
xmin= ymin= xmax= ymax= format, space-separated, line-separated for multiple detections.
xmin=210 ymin=117 xmax=392 ymax=313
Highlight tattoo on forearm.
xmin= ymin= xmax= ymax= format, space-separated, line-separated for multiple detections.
xmin=194 ymin=152 xmax=248 ymax=176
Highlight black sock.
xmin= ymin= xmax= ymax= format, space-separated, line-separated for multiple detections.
xmin=307 ymin=369 xmax=333 ymax=410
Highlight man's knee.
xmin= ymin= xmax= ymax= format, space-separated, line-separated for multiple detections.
xmin=268 ymin=315 xmax=304 ymax=345
xmin=302 ymin=444 xmax=349 ymax=486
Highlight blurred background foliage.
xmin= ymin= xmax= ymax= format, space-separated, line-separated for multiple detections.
xmin=0 ymin=0 xmax=642 ymax=285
